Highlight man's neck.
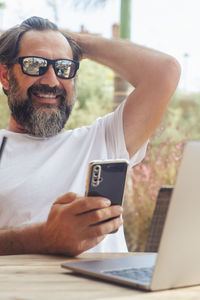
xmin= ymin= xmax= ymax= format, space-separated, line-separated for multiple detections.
xmin=7 ymin=117 xmax=28 ymax=134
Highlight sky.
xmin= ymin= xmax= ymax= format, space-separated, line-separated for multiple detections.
xmin=0 ymin=0 xmax=199 ymax=93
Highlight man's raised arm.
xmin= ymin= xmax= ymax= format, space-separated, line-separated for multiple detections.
xmin=71 ymin=33 xmax=181 ymax=157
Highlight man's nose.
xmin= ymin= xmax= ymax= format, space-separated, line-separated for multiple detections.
xmin=39 ymin=64 xmax=60 ymax=87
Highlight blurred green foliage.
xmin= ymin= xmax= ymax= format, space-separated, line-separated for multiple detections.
xmin=0 ymin=2 xmax=5 ymax=9
xmin=0 ymin=91 xmax=9 ymax=129
xmin=152 ymin=93 xmax=200 ymax=144
xmin=66 ymin=59 xmax=113 ymax=129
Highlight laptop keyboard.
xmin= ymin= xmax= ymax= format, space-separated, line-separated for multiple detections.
xmin=103 ymin=266 xmax=154 ymax=284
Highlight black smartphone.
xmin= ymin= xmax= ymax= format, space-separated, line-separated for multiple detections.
xmin=85 ymin=159 xmax=129 ymax=206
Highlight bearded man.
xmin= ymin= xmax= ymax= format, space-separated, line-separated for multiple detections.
xmin=0 ymin=16 xmax=180 ymax=255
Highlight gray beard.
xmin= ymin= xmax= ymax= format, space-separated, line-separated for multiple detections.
xmin=7 ymin=72 xmax=76 ymax=138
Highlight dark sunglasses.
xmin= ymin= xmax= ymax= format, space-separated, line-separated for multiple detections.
xmin=17 ymin=56 xmax=79 ymax=79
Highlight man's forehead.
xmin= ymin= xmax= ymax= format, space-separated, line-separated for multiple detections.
xmin=19 ymin=30 xmax=73 ymax=59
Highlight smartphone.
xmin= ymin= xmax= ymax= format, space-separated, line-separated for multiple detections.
xmin=85 ymin=159 xmax=129 ymax=206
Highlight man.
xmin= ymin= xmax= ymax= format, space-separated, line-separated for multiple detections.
xmin=0 ymin=16 xmax=180 ymax=256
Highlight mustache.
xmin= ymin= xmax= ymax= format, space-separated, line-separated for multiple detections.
xmin=28 ymin=84 xmax=66 ymax=98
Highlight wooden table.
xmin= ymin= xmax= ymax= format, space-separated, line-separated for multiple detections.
xmin=1 ymin=252 xmax=200 ymax=299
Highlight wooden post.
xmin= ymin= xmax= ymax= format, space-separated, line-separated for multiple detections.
xmin=112 ymin=23 xmax=131 ymax=110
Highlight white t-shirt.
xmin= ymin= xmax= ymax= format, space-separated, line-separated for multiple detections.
xmin=0 ymin=101 xmax=148 ymax=252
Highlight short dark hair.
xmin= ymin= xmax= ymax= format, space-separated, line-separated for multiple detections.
xmin=0 ymin=16 xmax=82 ymax=67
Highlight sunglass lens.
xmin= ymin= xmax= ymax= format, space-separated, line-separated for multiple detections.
xmin=55 ymin=60 xmax=75 ymax=79
xmin=22 ymin=57 xmax=47 ymax=76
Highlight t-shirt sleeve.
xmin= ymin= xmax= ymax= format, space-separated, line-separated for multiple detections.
xmin=103 ymin=100 xmax=149 ymax=167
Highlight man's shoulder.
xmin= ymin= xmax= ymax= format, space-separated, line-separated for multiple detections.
xmin=65 ymin=113 xmax=114 ymax=135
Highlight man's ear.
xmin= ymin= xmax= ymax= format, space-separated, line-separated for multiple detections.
xmin=0 ymin=64 xmax=9 ymax=90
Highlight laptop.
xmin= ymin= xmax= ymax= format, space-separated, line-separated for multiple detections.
xmin=62 ymin=141 xmax=200 ymax=291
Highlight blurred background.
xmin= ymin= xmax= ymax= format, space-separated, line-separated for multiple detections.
xmin=0 ymin=0 xmax=199 ymax=251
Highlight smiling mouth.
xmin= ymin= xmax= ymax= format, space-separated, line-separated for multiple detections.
xmin=31 ymin=90 xmax=62 ymax=105
xmin=28 ymin=84 xmax=66 ymax=107
xmin=33 ymin=91 xmax=59 ymax=99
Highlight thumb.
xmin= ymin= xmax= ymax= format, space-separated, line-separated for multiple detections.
xmin=53 ymin=192 xmax=78 ymax=205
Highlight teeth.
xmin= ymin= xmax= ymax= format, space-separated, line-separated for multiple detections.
xmin=38 ymin=93 xmax=57 ymax=99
